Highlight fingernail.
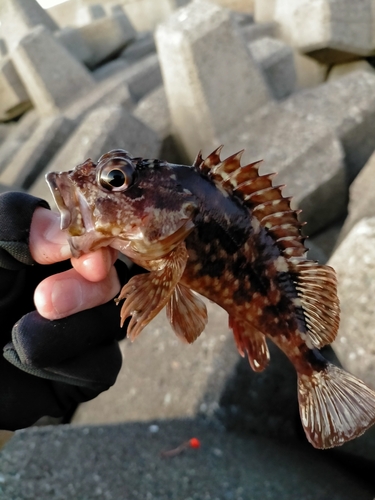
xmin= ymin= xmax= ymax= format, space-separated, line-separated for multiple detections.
xmin=51 ymin=279 xmax=83 ymax=316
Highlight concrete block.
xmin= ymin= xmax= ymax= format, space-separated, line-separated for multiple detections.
xmin=0 ymin=39 xmax=7 ymax=57
xmin=204 ymin=0 xmax=254 ymax=12
xmin=240 ymin=21 xmax=277 ymax=43
xmin=0 ymin=422 xmax=372 ymax=500
xmin=231 ymin=11 xmax=254 ymax=27
xmin=133 ymin=86 xmax=182 ymax=163
xmin=54 ymin=27 xmax=93 ymax=66
xmin=0 ymin=111 xmax=39 ymax=174
xmin=0 ymin=58 xmax=31 ymax=122
xmin=254 ymin=0 xmax=276 ymax=22
xmin=77 ymin=12 xmax=136 ymax=68
xmin=308 ymin=218 xmax=346 ymax=261
xmin=330 ymin=217 xmax=375 ymax=391
xmin=123 ymin=53 xmax=163 ymax=102
xmin=327 ymin=59 xmax=375 ymax=81
xmin=121 ymin=32 xmax=156 ymax=63
xmin=119 ymin=0 xmax=176 ymax=32
xmin=0 ymin=123 xmax=15 ymax=146
xmin=338 ymin=151 xmax=375 ymax=244
xmin=293 ymin=50 xmax=327 ymax=89
xmin=283 ymin=71 xmax=375 ymax=182
xmin=156 ymin=0 xmax=271 ymax=159
xmin=0 ymin=116 xmax=75 ymax=190
xmin=63 ymin=70 xmax=133 ymax=124
xmin=92 ymin=59 xmax=129 ymax=81
xmin=47 ymin=1 xmax=80 ymax=28
xmin=248 ymin=37 xmax=296 ymax=99
xmin=86 ymin=3 xmax=106 ymax=20
xmin=218 ymin=101 xmax=346 ymax=234
xmin=12 ymin=26 xmax=95 ymax=117
xmin=274 ymin=0 xmax=375 ymax=64
xmin=0 ymin=0 xmax=59 ymax=53
xmin=30 ymin=105 xmax=161 ymax=206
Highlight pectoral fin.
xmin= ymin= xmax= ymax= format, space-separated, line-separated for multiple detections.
xmin=229 ymin=316 xmax=270 ymax=372
xmin=166 ymin=284 xmax=208 ymax=343
xmin=117 ymin=242 xmax=188 ymax=341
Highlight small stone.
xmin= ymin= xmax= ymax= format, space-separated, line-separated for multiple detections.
xmin=148 ymin=425 xmax=160 ymax=434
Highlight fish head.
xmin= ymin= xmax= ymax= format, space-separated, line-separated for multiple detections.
xmin=46 ymin=149 xmax=198 ymax=261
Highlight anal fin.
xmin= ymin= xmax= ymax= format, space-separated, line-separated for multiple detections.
xmin=166 ymin=284 xmax=208 ymax=343
xmin=229 ymin=317 xmax=270 ymax=372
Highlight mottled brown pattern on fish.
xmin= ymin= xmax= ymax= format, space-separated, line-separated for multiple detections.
xmin=46 ymin=147 xmax=375 ymax=450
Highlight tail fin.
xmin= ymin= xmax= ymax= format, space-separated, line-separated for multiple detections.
xmin=298 ymin=363 xmax=375 ymax=449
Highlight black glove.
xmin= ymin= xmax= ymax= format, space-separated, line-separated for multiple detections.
xmin=0 ymin=191 xmax=132 ymax=431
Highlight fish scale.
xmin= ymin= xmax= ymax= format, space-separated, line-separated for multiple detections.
xmin=46 ymin=146 xmax=375 ymax=450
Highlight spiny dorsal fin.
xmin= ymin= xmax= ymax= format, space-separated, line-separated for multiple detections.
xmin=192 ymin=150 xmax=203 ymax=169
xmin=195 ymin=147 xmax=307 ymax=259
xmin=196 ymin=145 xmax=224 ymax=175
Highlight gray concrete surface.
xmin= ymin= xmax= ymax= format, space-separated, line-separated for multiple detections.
xmin=0 ymin=419 xmax=373 ymax=500
xmin=0 ymin=0 xmax=58 ymax=53
xmin=12 ymin=26 xmax=95 ymax=117
xmin=283 ymin=71 xmax=375 ymax=183
xmin=0 ymin=58 xmax=31 ymax=122
xmin=274 ymin=0 xmax=375 ymax=63
xmin=133 ymin=86 xmax=181 ymax=163
xmin=0 ymin=115 xmax=74 ymax=189
xmin=219 ymin=101 xmax=346 ymax=235
xmin=331 ymin=217 xmax=375 ymax=390
xmin=338 ymin=151 xmax=375 ymax=244
xmin=156 ymin=0 xmax=271 ymax=160
xmin=248 ymin=36 xmax=296 ymax=99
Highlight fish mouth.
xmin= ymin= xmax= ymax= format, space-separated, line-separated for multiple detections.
xmin=46 ymin=171 xmax=95 ymax=234
xmin=45 ymin=171 xmax=74 ymax=230
xmin=45 ymin=170 xmax=102 ymax=258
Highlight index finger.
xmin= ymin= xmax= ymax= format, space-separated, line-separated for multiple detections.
xmin=29 ymin=207 xmax=117 ymax=282
xmin=30 ymin=207 xmax=72 ymax=264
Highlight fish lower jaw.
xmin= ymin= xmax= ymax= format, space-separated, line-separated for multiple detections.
xmin=68 ymin=231 xmax=114 ymax=258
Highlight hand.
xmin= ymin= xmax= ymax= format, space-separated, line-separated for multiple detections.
xmin=30 ymin=207 xmax=120 ymax=320
xmin=0 ymin=192 xmax=134 ymax=431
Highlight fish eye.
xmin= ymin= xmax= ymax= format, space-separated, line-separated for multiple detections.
xmin=98 ymin=159 xmax=135 ymax=192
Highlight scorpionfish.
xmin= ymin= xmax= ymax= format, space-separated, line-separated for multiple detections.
xmin=46 ymin=147 xmax=375 ymax=449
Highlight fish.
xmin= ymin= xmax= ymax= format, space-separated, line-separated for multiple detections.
xmin=46 ymin=147 xmax=375 ymax=449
